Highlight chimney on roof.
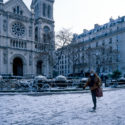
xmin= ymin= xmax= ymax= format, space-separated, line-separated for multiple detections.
xmin=110 ymin=17 xmax=114 ymax=22
xmin=94 ymin=24 xmax=100 ymax=29
xmin=83 ymin=29 xmax=88 ymax=34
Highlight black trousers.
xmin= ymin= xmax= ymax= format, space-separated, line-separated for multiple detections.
xmin=91 ymin=89 xmax=97 ymax=108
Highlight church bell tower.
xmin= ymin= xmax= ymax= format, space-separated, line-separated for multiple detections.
xmin=31 ymin=0 xmax=55 ymax=78
xmin=31 ymin=0 xmax=54 ymax=20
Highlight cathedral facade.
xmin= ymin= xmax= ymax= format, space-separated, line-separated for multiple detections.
xmin=0 ymin=0 xmax=55 ymax=78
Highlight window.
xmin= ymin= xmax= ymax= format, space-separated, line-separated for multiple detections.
xmin=3 ymin=51 xmax=7 ymax=64
xmin=10 ymin=39 xmax=27 ymax=49
xmin=17 ymin=6 xmax=19 ymax=14
xmin=96 ymin=42 xmax=98 ymax=47
xmin=109 ymin=38 xmax=112 ymax=44
xmin=13 ymin=6 xmax=23 ymax=15
xmin=13 ymin=8 xmax=16 ymax=13
xmin=20 ymin=10 xmax=23 ymax=15
xmin=109 ymin=47 xmax=112 ymax=53
xmin=44 ymin=26 xmax=50 ymax=33
xmin=19 ymin=41 xmax=21 ymax=48
xmin=47 ymin=34 xmax=51 ymax=42
xmin=102 ymin=67 xmax=105 ymax=72
xmin=11 ymin=22 xmax=25 ymax=37
xmin=13 ymin=40 xmax=15 ymax=47
xmin=43 ymin=3 xmax=46 ymax=17
xmin=109 ymin=57 xmax=112 ymax=63
xmin=29 ymin=26 xmax=32 ymax=37
xmin=43 ymin=34 xmax=46 ymax=43
xmin=3 ymin=20 xmax=7 ymax=32
xmin=35 ymin=27 xmax=38 ymax=41
xmin=48 ymin=5 xmax=51 ymax=18
xmin=35 ymin=4 xmax=38 ymax=15
xmin=110 ymin=28 xmax=112 ymax=32
xmin=103 ymin=49 xmax=105 ymax=55
xmin=24 ymin=43 xmax=27 ymax=48
xmin=21 ymin=42 xmax=23 ymax=48
xmin=43 ymin=26 xmax=51 ymax=43
xmin=35 ymin=44 xmax=37 ymax=49
xmin=10 ymin=40 xmax=13 ymax=46
xmin=102 ymin=40 xmax=105 ymax=46
xmin=16 ymin=41 xmax=18 ymax=47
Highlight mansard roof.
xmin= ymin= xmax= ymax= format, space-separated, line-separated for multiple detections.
xmin=77 ymin=16 xmax=125 ymax=39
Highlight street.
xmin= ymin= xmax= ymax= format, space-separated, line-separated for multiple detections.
xmin=0 ymin=89 xmax=125 ymax=125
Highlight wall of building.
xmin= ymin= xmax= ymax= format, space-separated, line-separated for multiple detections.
xmin=56 ymin=16 xmax=125 ymax=77
xmin=0 ymin=0 xmax=55 ymax=78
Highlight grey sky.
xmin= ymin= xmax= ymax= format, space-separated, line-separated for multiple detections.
xmin=4 ymin=0 xmax=125 ymax=34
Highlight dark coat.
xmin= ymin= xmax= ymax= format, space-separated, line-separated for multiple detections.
xmin=84 ymin=75 xmax=101 ymax=90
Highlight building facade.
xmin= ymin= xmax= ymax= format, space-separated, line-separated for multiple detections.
xmin=55 ymin=46 xmax=72 ymax=77
xmin=56 ymin=16 xmax=125 ymax=77
xmin=0 ymin=0 xmax=55 ymax=78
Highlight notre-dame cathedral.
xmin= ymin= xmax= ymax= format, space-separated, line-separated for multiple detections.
xmin=0 ymin=0 xmax=55 ymax=78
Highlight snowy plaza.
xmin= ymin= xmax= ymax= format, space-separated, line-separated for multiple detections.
xmin=0 ymin=88 xmax=125 ymax=125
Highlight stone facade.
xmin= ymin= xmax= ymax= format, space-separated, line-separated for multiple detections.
xmin=56 ymin=16 xmax=125 ymax=77
xmin=0 ymin=0 xmax=55 ymax=78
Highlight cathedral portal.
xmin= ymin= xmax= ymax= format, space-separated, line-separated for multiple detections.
xmin=13 ymin=57 xmax=23 ymax=76
xmin=37 ymin=61 xmax=43 ymax=75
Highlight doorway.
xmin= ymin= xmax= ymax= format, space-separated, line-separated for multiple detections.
xmin=13 ymin=57 xmax=23 ymax=76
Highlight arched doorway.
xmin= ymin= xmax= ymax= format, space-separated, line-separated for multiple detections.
xmin=37 ymin=61 xmax=43 ymax=75
xmin=13 ymin=57 xmax=23 ymax=76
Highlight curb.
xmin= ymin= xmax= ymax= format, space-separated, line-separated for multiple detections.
xmin=0 ymin=87 xmax=125 ymax=96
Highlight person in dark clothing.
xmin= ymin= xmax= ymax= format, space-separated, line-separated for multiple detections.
xmin=91 ymin=89 xmax=97 ymax=110
xmin=83 ymin=71 xmax=101 ymax=110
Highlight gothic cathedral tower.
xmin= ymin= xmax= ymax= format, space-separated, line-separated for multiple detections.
xmin=31 ymin=0 xmax=55 ymax=78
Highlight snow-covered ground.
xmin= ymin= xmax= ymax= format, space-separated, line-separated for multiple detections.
xmin=0 ymin=89 xmax=125 ymax=125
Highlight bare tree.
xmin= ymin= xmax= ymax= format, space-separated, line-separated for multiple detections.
xmin=54 ymin=28 xmax=73 ymax=76
xmin=55 ymin=28 xmax=73 ymax=49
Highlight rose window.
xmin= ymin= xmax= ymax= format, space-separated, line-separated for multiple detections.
xmin=12 ymin=22 xmax=25 ymax=37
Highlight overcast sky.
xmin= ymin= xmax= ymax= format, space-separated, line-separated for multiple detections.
xmin=4 ymin=0 xmax=125 ymax=34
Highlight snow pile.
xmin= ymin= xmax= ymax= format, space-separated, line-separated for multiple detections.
xmin=35 ymin=75 xmax=47 ymax=82
xmin=55 ymin=75 xmax=67 ymax=82
xmin=0 ymin=89 xmax=125 ymax=125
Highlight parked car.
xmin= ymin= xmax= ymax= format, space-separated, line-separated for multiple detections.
xmin=55 ymin=75 xmax=67 ymax=82
xmin=55 ymin=75 xmax=68 ymax=87
xmin=118 ymin=77 xmax=125 ymax=85
xmin=78 ymin=77 xmax=88 ymax=88
xmin=34 ymin=75 xmax=47 ymax=82
xmin=33 ymin=75 xmax=48 ymax=89
xmin=109 ymin=77 xmax=125 ymax=86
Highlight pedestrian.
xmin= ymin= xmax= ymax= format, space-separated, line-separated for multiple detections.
xmin=83 ymin=70 xmax=102 ymax=111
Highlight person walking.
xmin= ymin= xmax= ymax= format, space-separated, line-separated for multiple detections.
xmin=83 ymin=71 xmax=102 ymax=111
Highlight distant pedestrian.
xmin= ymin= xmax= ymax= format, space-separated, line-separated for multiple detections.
xmin=83 ymin=70 xmax=102 ymax=111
